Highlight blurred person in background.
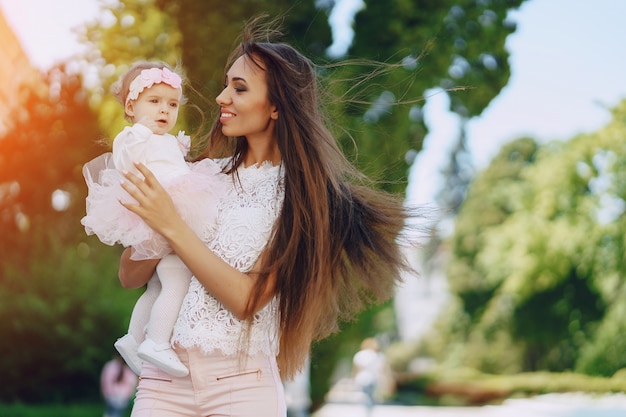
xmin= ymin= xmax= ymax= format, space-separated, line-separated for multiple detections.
xmin=101 ymin=353 xmax=138 ymax=417
xmin=352 ymin=338 xmax=387 ymax=415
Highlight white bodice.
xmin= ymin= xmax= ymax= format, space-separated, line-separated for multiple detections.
xmin=171 ymin=160 xmax=284 ymax=357
xmin=112 ymin=123 xmax=191 ymax=180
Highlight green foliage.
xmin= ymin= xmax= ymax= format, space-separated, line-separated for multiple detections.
xmin=577 ymin=296 xmax=626 ymax=376
xmin=352 ymin=0 xmax=523 ymax=116
xmin=447 ymin=137 xmax=540 ymax=315
xmin=0 ymin=402 xmax=109 ymax=417
xmin=338 ymin=0 xmax=526 ymax=192
xmin=428 ymin=99 xmax=626 ymax=376
xmin=0 ymin=238 xmax=138 ymax=403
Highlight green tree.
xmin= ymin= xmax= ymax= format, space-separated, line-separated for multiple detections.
xmin=341 ymin=0 xmax=525 ymax=191
xmin=428 ymin=100 xmax=626 ymax=376
xmin=573 ymin=100 xmax=626 ymax=376
xmin=423 ymin=136 xmax=541 ymax=373
xmin=449 ymin=137 xmax=539 ymax=314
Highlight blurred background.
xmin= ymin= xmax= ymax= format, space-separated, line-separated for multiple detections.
xmin=1 ymin=0 xmax=626 ymax=415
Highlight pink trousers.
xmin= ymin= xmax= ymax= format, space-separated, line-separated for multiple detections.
xmin=131 ymin=347 xmax=286 ymax=417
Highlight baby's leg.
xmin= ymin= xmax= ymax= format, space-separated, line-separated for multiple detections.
xmin=129 ymin=274 xmax=162 ymax=343
xmin=145 ymin=254 xmax=192 ymax=343
xmin=137 ymin=254 xmax=192 ymax=377
xmin=115 ymin=273 xmax=161 ymax=375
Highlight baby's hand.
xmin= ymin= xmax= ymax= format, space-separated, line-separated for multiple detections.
xmin=136 ymin=117 xmax=159 ymax=134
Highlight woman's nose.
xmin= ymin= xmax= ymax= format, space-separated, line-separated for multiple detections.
xmin=216 ymin=89 xmax=229 ymax=105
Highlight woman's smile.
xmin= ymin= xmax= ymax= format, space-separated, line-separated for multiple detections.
xmin=219 ymin=111 xmax=236 ymax=124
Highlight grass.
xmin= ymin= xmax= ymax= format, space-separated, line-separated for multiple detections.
xmin=0 ymin=402 xmax=130 ymax=417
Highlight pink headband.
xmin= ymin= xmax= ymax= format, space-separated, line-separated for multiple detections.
xmin=126 ymin=67 xmax=182 ymax=105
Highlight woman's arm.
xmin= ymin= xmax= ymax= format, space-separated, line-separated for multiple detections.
xmin=119 ymin=162 xmax=275 ymax=319
xmin=118 ymin=247 xmax=159 ymax=289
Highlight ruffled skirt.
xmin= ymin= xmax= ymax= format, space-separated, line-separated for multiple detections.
xmin=81 ymin=153 xmax=226 ymax=260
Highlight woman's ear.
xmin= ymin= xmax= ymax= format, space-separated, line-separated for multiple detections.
xmin=270 ymin=106 xmax=278 ymax=120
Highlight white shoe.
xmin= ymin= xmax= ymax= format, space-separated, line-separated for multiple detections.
xmin=137 ymin=338 xmax=189 ymax=377
xmin=114 ymin=334 xmax=143 ymax=376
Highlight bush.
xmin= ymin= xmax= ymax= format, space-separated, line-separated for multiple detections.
xmin=0 ymin=238 xmax=140 ymax=403
xmin=0 ymin=402 xmax=109 ymax=417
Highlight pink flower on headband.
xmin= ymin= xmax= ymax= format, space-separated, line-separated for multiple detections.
xmin=126 ymin=67 xmax=182 ymax=104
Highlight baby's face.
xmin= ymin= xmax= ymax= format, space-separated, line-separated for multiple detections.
xmin=126 ymin=83 xmax=182 ymax=135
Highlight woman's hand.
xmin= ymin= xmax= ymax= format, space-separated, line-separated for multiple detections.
xmin=120 ymin=162 xmax=186 ymax=239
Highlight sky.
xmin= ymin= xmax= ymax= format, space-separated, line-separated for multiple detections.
xmin=1 ymin=0 xmax=625 ymax=207
xmin=408 ymin=0 xmax=626 ymax=208
xmin=0 ymin=0 xmax=100 ymax=69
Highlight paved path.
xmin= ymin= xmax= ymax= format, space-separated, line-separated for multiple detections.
xmin=312 ymin=392 xmax=626 ymax=417
xmin=314 ymin=403 xmax=490 ymax=416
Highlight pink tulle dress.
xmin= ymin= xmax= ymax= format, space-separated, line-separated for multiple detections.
xmin=81 ymin=123 xmax=226 ymax=260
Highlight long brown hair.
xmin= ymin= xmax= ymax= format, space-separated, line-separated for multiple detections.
xmin=197 ymin=17 xmax=418 ymax=379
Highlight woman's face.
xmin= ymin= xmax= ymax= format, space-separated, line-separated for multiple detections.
xmin=216 ymin=55 xmax=278 ymax=141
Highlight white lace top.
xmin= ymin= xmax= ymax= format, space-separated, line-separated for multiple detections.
xmin=171 ymin=160 xmax=285 ymax=357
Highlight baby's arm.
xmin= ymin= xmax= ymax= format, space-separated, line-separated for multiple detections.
xmin=112 ymin=124 xmax=154 ymax=173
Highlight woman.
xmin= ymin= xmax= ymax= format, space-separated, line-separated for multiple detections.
xmin=118 ymin=16 xmax=417 ymax=417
